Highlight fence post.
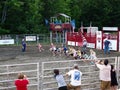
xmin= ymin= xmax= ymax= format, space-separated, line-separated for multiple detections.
xmin=6 ymin=65 xmax=9 ymax=90
xmin=117 ymin=57 xmax=120 ymax=88
xmin=16 ymin=35 xmax=19 ymax=46
xmin=37 ymin=34 xmax=39 ymax=44
xmin=50 ymin=31 xmax=52 ymax=43
xmin=41 ymin=62 xmax=44 ymax=90
xmin=115 ymin=57 xmax=118 ymax=70
xmin=115 ymin=57 xmax=120 ymax=89
xmin=37 ymin=63 xmax=40 ymax=90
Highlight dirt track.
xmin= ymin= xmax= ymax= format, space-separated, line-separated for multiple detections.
xmin=0 ymin=45 xmax=72 ymax=65
xmin=0 ymin=45 xmax=120 ymax=65
xmin=0 ymin=45 xmax=120 ymax=90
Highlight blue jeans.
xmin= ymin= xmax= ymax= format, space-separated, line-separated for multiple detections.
xmin=22 ymin=44 xmax=26 ymax=52
xmin=104 ymin=46 xmax=110 ymax=54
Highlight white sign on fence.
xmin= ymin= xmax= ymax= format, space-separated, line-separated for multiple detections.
xmin=68 ymin=41 xmax=75 ymax=46
xmin=103 ymin=39 xmax=117 ymax=51
xmin=25 ymin=36 xmax=37 ymax=41
xmin=0 ymin=39 xmax=14 ymax=45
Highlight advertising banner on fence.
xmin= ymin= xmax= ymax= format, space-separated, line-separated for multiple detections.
xmin=25 ymin=36 xmax=37 ymax=41
xmin=0 ymin=39 xmax=14 ymax=45
xmin=103 ymin=38 xmax=117 ymax=51
xmin=68 ymin=41 xmax=75 ymax=46
xmin=108 ymin=40 xmax=117 ymax=51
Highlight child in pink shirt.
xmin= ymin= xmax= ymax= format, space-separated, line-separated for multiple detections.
xmin=38 ymin=43 xmax=44 ymax=52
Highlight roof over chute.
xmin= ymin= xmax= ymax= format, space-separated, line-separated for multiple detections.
xmin=50 ymin=13 xmax=71 ymax=23
xmin=50 ymin=13 xmax=73 ymax=32
xmin=55 ymin=13 xmax=70 ymax=18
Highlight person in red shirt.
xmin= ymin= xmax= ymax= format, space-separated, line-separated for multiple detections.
xmin=15 ymin=73 xmax=29 ymax=90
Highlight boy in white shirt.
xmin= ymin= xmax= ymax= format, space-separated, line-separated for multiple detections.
xmin=66 ymin=64 xmax=82 ymax=90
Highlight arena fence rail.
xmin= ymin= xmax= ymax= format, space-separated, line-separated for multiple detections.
xmin=41 ymin=57 xmax=119 ymax=90
xmin=0 ymin=57 xmax=119 ymax=90
xmin=0 ymin=63 xmax=39 ymax=90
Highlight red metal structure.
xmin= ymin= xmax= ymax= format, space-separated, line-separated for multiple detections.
xmin=67 ymin=26 xmax=120 ymax=51
xmin=50 ymin=13 xmax=72 ymax=32
xmin=49 ymin=13 xmax=73 ymax=44
xmin=67 ymin=27 xmax=98 ymax=48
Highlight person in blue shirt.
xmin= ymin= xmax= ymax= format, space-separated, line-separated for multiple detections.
xmin=22 ymin=38 xmax=26 ymax=52
xmin=104 ymin=38 xmax=110 ymax=54
xmin=54 ymin=69 xmax=67 ymax=90
xmin=63 ymin=46 xmax=68 ymax=56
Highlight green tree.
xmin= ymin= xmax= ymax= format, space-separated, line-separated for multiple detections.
xmin=0 ymin=0 xmax=43 ymax=34
xmin=41 ymin=0 xmax=70 ymax=21
xmin=1 ymin=0 xmax=120 ymax=34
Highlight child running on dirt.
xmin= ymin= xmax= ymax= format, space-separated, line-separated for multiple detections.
xmin=88 ymin=49 xmax=97 ymax=64
xmin=38 ymin=43 xmax=44 ymax=52
xmin=49 ymin=43 xmax=57 ymax=56
xmin=89 ymin=49 xmax=97 ymax=60
xmin=77 ymin=49 xmax=82 ymax=59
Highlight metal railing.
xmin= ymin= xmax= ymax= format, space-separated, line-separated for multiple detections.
xmin=0 ymin=34 xmax=64 ymax=46
xmin=41 ymin=57 xmax=119 ymax=90
xmin=0 ymin=57 xmax=119 ymax=90
xmin=0 ymin=63 xmax=40 ymax=90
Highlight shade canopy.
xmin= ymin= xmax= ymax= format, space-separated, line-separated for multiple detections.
xmin=55 ymin=13 xmax=70 ymax=18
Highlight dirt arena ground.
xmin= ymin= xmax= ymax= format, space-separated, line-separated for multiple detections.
xmin=0 ymin=45 xmax=120 ymax=90
xmin=0 ymin=45 xmax=120 ymax=65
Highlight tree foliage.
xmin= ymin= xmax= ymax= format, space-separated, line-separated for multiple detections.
xmin=0 ymin=0 xmax=120 ymax=34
